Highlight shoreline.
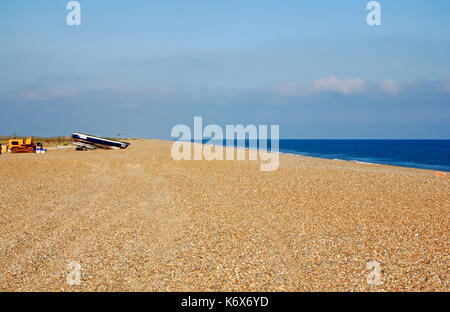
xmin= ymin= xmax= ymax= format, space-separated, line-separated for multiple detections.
xmin=3 ymin=138 xmax=447 ymax=173
xmin=193 ymin=140 xmax=450 ymax=173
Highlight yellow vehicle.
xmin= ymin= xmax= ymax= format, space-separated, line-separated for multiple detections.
xmin=8 ymin=137 xmax=37 ymax=153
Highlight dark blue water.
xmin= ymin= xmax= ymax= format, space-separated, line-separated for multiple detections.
xmin=278 ymin=140 xmax=450 ymax=172
xmin=199 ymin=139 xmax=450 ymax=171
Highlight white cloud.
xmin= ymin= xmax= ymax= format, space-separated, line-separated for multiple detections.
xmin=16 ymin=86 xmax=176 ymax=103
xmin=381 ymin=79 xmax=400 ymax=94
xmin=17 ymin=91 xmax=46 ymax=101
xmin=274 ymin=76 xmax=367 ymax=97
xmin=313 ymin=76 xmax=366 ymax=95
xmin=272 ymin=83 xmax=312 ymax=97
xmin=17 ymin=90 xmax=79 ymax=101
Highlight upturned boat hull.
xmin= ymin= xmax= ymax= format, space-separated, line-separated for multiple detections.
xmin=71 ymin=132 xmax=130 ymax=150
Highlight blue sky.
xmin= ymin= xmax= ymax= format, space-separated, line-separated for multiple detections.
xmin=0 ymin=0 xmax=449 ymax=138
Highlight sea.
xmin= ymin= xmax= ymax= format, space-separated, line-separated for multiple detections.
xmin=200 ymin=139 xmax=450 ymax=172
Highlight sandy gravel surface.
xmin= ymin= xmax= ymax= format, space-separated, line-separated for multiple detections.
xmin=0 ymin=140 xmax=448 ymax=291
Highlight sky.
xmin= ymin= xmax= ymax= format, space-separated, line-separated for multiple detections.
xmin=0 ymin=0 xmax=449 ymax=139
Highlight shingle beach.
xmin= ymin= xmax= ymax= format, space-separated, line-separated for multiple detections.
xmin=0 ymin=140 xmax=448 ymax=291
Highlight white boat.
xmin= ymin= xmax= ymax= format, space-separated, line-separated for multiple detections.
xmin=71 ymin=132 xmax=130 ymax=150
